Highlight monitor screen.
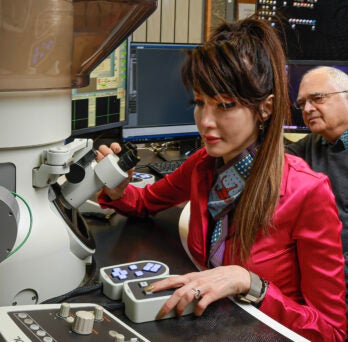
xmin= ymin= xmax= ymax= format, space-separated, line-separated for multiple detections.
xmin=122 ymin=42 xmax=199 ymax=143
xmin=285 ymin=61 xmax=348 ymax=133
xmin=71 ymin=39 xmax=129 ymax=136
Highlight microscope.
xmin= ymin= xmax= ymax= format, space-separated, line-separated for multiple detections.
xmin=0 ymin=0 xmax=156 ymax=307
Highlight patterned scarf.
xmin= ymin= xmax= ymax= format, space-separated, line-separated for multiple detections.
xmin=207 ymin=142 xmax=258 ymax=267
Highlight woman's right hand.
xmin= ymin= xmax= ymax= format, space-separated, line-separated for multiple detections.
xmin=96 ymin=142 xmax=135 ymax=201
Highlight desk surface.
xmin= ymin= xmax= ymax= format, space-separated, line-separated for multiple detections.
xmin=69 ymin=206 xmax=294 ymax=342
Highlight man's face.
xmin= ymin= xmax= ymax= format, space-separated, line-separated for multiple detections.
xmin=297 ymin=70 xmax=348 ymax=142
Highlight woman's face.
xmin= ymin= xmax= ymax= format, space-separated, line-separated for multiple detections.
xmin=193 ymin=92 xmax=259 ymax=163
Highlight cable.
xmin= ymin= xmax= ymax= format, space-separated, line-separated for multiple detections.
xmin=41 ymin=282 xmax=125 ymax=311
xmin=7 ymin=192 xmax=33 ymax=258
xmin=42 ymin=283 xmax=103 ymax=304
xmin=101 ymin=301 xmax=125 ymax=311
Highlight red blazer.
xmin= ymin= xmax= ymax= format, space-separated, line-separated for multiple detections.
xmin=99 ymin=149 xmax=346 ymax=341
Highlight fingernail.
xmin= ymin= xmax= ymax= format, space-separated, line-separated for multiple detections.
xmin=156 ymin=309 xmax=165 ymax=319
xmin=144 ymin=285 xmax=154 ymax=292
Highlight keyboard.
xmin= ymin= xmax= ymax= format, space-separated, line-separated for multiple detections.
xmin=148 ymin=159 xmax=185 ymax=177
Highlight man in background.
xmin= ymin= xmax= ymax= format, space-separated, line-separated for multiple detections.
xmin=286 ymin=65 xmax=348 ymax=334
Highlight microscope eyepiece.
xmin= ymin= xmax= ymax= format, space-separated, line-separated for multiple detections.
xmin=117 ymin=143 xmax=140 ymax=171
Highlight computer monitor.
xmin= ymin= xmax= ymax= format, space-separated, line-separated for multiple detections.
xmin=285 ymin=61 xmax=348 ymax=133
xmin=122 ymin=42 xmax=199 ymax=143
xmin=70 ymin=39 xmax=129 ymax=136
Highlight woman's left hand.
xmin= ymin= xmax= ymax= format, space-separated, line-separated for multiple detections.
xmin=146 ymin=266 xmax=250 ymax=318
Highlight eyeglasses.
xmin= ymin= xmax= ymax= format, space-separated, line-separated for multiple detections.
xmin=293 ymin=90 xmax=348 ymax=110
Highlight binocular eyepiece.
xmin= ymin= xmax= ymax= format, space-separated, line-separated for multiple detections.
xmin=117 ymin=142 xmax=140 ymax=172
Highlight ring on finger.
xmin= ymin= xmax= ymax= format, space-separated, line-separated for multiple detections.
xmin=192 ymin=288 xmax=202 ymax=300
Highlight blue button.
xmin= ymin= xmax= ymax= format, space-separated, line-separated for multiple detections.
xmin=111 ymin=270 xmax=121 ymax=278
xmin=129 ymin=264 xmax=138 ymax=271
xmin=143 ymin=263 xmax=154 ymax=271
xmin=150 ymin=264 xmax=162 ymax=273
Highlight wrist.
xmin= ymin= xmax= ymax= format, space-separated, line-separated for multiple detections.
xmin=103 ymin=187 xmax=126 ymax=201
xmin=236 ymin=271 xmax=268 ymax=306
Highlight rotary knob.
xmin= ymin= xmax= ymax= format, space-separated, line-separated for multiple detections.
xmin=72 ymin=310 xmax=94 ymax=335
xmin=94 ymin=305 xmax=104 ymax=321
xmin=59 ymin=302 xmax=70 ymax=318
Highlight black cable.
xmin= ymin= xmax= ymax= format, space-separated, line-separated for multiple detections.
xmin=41 ymin=282 xmax=126 ymax=312
xmin=100 ymin=301 xmax=125 ymax=311
xmin=42 ymin=283 xmax=102 ymax=304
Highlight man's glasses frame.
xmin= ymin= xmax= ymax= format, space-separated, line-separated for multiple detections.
xmin=294 ymin=90 xmax=348 ymax=110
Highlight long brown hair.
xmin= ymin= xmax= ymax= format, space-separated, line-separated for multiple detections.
xmin=182 ymin=15 xmax=291 ymax=262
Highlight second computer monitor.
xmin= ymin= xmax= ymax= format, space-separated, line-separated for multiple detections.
xmin=123 ymin=42 xmax=199 ymax=143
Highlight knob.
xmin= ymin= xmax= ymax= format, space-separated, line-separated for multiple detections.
xmin=94 ymin=305 xmax=104 ymax=321
xmin=109 ymin=331 xmax=125 ymax=341
xmin=72 ymin=310 xmax=94 ymax=335
xmin=59 ymin=303 xmax=70 ymax=318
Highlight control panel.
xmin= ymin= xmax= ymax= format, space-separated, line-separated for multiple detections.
xmin=0 ymin=303 xmax=149 ymax=341
xmin=256 ymin=0 xmax=348 ymax=60
xmin=99 ymin=260 xmax=170 ymax=300
xmin=123 ymin=275 xmax=196 ymax=323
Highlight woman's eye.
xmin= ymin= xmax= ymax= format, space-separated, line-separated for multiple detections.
xmin=217 ymin=102 xmax=236 ymax=110
xmin=191 ymin=99 xmax=205 ymax=107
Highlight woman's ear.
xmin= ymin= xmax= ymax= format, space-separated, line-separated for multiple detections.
xmin=260 ymin=95 xmax=274 ymax=120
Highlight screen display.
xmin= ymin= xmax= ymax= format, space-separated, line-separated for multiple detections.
xmin=285 ymin=61 xmax=348 ymax=132
xmin=122 ymin=42 xmax=199 ymax=142
xmin=71 ymin=39 xmax=129 ymax=136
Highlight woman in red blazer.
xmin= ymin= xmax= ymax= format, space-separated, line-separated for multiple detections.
xmin=98 ymin=15 xmax=346 ymax=341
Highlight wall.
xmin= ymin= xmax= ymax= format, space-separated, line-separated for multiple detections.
xmin=131 ymin=1 xmax=256 ymax=44
xmin=132 ymin=0 xmax=206 ymax=44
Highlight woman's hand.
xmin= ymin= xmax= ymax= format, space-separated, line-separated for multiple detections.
xmin=145 ymin=266 xmax=251 ymax=318
xmin=96 ymin=142 xmax=122 ymax=160
xmin=96 ymin=142 xmax=135 ymax=200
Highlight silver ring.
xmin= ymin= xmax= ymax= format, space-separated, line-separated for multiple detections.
xmin=192 ymin=288 xmax=202 ymax=300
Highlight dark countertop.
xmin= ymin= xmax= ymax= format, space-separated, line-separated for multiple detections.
xmin=68 ymin=206 xmax=292 ymax=342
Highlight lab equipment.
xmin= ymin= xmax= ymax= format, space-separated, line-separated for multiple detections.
xmin=0 ymin=0 xmax=157 ymax=306
xmin=123 ymin=275 xmax=196 ymax=323
xmin=99 ymin=260 xmax=170 ymax=300
xmin=0 ymin=303 xmax=150 ymax=341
